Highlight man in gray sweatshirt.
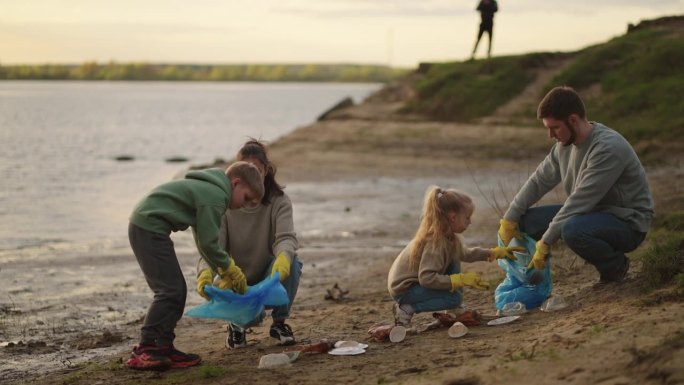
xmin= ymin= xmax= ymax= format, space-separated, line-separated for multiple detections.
xmin=498 ymin=86 xmax=654 ymax=284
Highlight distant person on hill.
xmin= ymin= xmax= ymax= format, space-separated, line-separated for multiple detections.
xmin=197 ymin=139 xmax=302 ymax=349
xmin=471 ymin=0 xmax=498 ymax=59
xmin=388 ymin=186 xmax=524 ymax=327
xmin=126 ymin=162 xmax=264 ymax=371
xmin=498 ymin=86 xmax=654 ymax=285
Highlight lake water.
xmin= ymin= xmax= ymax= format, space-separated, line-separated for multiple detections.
xmin=0 ymin=81 xmax=380 ymax=252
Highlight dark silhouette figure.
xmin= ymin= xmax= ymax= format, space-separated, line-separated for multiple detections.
xmin=471 ymin=0 xmax=498 ymax=59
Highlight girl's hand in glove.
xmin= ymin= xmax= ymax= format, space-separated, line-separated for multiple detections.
xmin=450 ymin=272 xmax=490 ymax=292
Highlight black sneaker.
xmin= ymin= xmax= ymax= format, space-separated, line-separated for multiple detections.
xmin=269 ymin=322 xmax=295 ymax=345
xmin=599 ymin=258 xmax=630 ymax=283
xmin=158 ymin=344 xmax=201 ymax=368
xmin=226 ymin=324 xmax=247 ymax=349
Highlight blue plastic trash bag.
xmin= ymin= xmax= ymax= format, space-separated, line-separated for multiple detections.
xmin=186 ymin=273 xmax=289 ymax=327
xmin=495 ymin=233 xmax=552 ymax=310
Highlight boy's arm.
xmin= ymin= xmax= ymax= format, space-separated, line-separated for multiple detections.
xmin=194 ymin=204 xmax=231 ymax=271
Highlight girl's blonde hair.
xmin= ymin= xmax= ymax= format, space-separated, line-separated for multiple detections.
xmin=408 ymin=186 xmax=473 ymax=270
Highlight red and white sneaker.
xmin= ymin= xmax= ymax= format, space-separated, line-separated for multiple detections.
xmin=159 ymin=344 xmax=202 ymax=369
xmin=125 ymin=343 xmax=172 ymax=371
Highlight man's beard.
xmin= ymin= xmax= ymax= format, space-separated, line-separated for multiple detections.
xmin=563 ymin=119 xmax=577 ymax=146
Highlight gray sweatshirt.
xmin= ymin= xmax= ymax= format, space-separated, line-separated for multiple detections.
xmin=197 ymin=193 xmax=299 ymax=284
xmin=504 ymin=122 xmax=654 ymax=244
xmin=387 ymin=235 xmax=490 ymax=297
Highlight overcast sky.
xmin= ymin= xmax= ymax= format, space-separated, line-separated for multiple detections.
xmin=1 ymin=0 xmax=681 ymax=67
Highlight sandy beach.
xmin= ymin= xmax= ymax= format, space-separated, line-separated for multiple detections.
xmin=2 ymin=78 xmax=683 ymax=385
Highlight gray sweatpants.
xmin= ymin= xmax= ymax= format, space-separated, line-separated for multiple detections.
xmin=129 ymin=223 xmax=187 ymax=346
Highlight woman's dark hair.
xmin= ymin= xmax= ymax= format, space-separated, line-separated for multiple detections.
xmin=236 ymin=139 xmax=284 ymax=205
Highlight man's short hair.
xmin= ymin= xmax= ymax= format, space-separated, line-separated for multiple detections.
xmin=537 ymin=86 xmax=586 ymax=121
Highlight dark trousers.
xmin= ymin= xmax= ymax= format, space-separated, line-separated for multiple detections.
xmin=129 ymin=223 xmax=187 ymax=346
xmin=519 ymin=205 xmax=646 ymax=278
xmin=472 ymin=22 xmax=494 ymax=56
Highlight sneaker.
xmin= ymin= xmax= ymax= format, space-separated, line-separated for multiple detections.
xmin=393 ymin=303 xmax=413 ymax=327
xmin=226 ymin=324 xmax=247 ymax=349
xmin=269 ymin=322 xmax=295 ymax=345
xmin=159 ymin=345 xmax=201 ymax=368
xmin=125 ymin=343 xmax=172 ymax=371
xmin=599 ymin=258 xmax=630 ymax=283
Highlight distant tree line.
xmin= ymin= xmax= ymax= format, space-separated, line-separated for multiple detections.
xmin=0 ymin=62 xmax=407 ymax=82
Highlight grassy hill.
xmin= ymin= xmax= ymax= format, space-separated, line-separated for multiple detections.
xmin=401 ymin=15 xmax=684 ymax=166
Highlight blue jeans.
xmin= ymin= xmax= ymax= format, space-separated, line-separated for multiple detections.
xmin=393 ymin=263 xmax=462 ymax=313
xmin=244 ymin=255 xmax=303 ymax=327
xmin=519 ymin=205 xmax=646 ymax=277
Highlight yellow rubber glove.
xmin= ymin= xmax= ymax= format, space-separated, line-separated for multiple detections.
xmin=488 ymin=246 xmax=526 ymax=262
xmin=217 ymin=259 xmax=247 ymax=294
xmin=216 ymin=276 xmax=233 ymax=290
xmin=449 ymin=272 xmax=490 ymax=292
xmin=528 ymin=241 xmax=550 ymax=270
xmin=498 ymin=219 xmax=523 ymax=246
xmin=196 ymin=269 xmax=213 ymax=300
xmin=271 ymin=252 xmax=291 ymax=282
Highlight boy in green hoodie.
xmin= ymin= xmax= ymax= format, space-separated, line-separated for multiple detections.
xmin=126 ymin=161 xmax=264 ymax=371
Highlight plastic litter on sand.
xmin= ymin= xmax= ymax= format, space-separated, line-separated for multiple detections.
xmin=540 ymin=295 xmax=568 ymax=312
xmin=258 ymin=351 xmax=300 ymax=369
xmin=334 ymin=341 xmax=369 ymax=349
xmin=447 ymin=322 xmax=468 ymax=338
xmin=328 ymin=346 xmax=366 ymax=356
xmin=487 ymin=315 xmax=521 ymax=326
xmin=500 ymin=301 xmax=527 ymax=316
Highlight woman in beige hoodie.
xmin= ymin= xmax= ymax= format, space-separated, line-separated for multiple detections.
xmin=197 ymin=139 xmax=300 ymax=349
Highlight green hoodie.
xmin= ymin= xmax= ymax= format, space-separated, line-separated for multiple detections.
xmin=129 ymin=168 xmax=232 ymax=271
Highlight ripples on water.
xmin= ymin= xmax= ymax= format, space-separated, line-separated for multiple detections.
xmin=0 ymin=81 xmax=380 ymax=252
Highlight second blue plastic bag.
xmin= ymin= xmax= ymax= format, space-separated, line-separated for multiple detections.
xmin=185 ymin=273 xmax=289 ymax=327
xmin=495 ymin=233 xmax=552 ymax=310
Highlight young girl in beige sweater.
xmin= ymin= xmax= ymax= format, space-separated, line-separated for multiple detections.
xmin=388 ymin=186 xmax=522 ymax=326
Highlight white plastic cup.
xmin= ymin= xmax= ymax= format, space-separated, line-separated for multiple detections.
xmin=501 ymin=301 xmax=527 ymax=316
xmin=258 ymin=352 xmax=299 ymax=369
xmin=389 ymin=325 xmax=406 ymax=343
xmin=447 ymin=322 xmax=468 ymax=338
xmin=540 ymin=295 xmax=568 ymax=312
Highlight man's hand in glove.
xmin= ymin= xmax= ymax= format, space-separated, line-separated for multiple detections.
xmin=528 ymin=241 xmax=550 ymax=270
xmin=498 ymin=219 xmax=523 ymax=246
